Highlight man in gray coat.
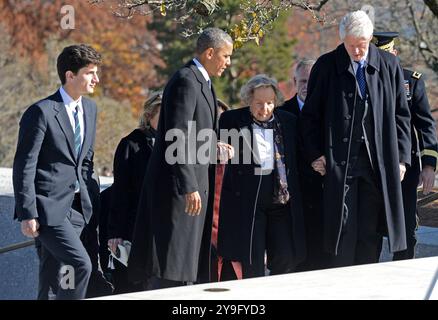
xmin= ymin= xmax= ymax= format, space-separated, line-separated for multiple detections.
xmin=300 ymin=11 xmax=411 ymax=267
xmin=13 ymin=44 xmax=101 ymax=299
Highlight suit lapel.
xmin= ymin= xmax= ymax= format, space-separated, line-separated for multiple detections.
xmin=53 ymin=91 xmax=77 ymax=162
xmin=292 ymin=95 xmax=300 ymax=115
xmin=188 ymin=62 xmax=215 ymax=123
xmin=211 ymin=85 xmax=219 ymax=131
xmin=80 ymin=98 xmax=94 ymax=162
xmin=366 ymin=44 xmax=382 ymax=129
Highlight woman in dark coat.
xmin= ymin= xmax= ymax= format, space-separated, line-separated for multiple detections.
xmin=106 ymin=91 xmax=161 ymax=293
xmin=217 ymin=74 xmax=306 ymax=278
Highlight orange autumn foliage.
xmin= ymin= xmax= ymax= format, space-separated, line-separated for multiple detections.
xmin=0 ymin=0 xmax=165 ymax=114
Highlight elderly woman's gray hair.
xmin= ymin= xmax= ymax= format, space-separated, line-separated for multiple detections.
xmin=240 ymin=74 xmax=284 ymax=107
xmin=339 ymin=10 xmax=374 ymax=41
xmin=196 ymin=27 xmax=233 ymax=54
xmin=139 ymin=91 xmax=162 ymax=130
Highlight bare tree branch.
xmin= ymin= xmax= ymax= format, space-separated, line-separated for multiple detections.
xmin=407 ymin=0 xmax=438 ymax=70
xmin=289 ymin=0 xmax=330 ymax=11
xmin=424 ymin=0 xmax=438 ymax=17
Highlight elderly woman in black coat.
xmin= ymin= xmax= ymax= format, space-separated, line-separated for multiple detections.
xmin=106 ymin=91 xmax=161 ymax=293
xmin=217 ymin=74 xmax=306 ymax=278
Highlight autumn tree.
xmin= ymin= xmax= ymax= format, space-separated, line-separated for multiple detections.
xmin=0 ymin=0 xmax=164 ymax=113
xmin=0 ymin=2 xmax=145 ymax=170
xmin=142 ymin=0 xmax=296 ymax=105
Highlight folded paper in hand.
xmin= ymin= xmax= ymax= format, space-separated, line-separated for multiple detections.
xmin=109 ymin=240 xmax=131 ymax=267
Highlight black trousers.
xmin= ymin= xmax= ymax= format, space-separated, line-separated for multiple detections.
xmin=375 ymin=159 xmax=420 ymax=261
xmin=35 ymin=238 xmax=60 ymax=300
xmin=242 ymin=173 xmax=295 ymax=278
xmin=36 ymin=194 xmax=92 ymax=300
xmin=330 ymin=150 xmax=384 ymax=268
xmin=393 ymin=160 xmax=419 ymax=260
xmin=295 ymin=173 xmax=329 ymax=272
xmin=110 ymin=260 xmax=144 ymax=294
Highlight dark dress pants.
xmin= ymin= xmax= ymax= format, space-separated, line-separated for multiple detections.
xmin=111 ymin=260 xmax=145 ymax=294
xmin=35 ymin=238 xmax=60 ymax=300
xmin=295 ymin=174 xmax=329 ymax=272
xmin=393 ymin=159 xmax=420 ymax=260
xmin=242 ymin=173 xmax=295 ymax=278
xmin=330 ymin=149 xmax=384 ymax=268
xmin=36 ymin=194 xmax=92 ymax=300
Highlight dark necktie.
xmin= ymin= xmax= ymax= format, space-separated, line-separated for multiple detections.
xmin=73 ymin=105 xmax=82 ymax=192
xmin=73 ymin=105 xmax=82 ymax=160
xmin=355 ymin=61 xmax=367 ymax=99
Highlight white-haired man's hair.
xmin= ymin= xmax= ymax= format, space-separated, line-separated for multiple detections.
xmin=339 ymin=10 xmax=374 ymax=41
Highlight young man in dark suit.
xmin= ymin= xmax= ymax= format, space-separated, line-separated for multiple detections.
xmin=13 ymin=44 xmax=101 ymax=299
xmin=129 ymin=28 xmax=234 ymax=288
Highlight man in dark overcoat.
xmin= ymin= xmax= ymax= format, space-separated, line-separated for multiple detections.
xmin=128 ymin=28 xmax=234 ymax=288
xmin=300 ymin=11 xmax=411 ymax=267
xmin=280 ymin=59 xmax=329 ymax=271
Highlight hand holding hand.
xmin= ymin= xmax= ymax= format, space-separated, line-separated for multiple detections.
xmin=311 ymin=155 xmax=326 ymax=176
xmin=108 ymin=238 xmax=123 ymax=254
xmin=217 ymin=141 xmax=235 ymax=163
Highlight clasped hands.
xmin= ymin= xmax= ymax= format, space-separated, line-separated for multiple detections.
xmin=311 ymin=155 xmax=408 ymax=182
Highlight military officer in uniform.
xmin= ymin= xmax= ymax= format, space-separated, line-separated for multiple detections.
xmin=373 ymin=31 xmax=438 ymax=260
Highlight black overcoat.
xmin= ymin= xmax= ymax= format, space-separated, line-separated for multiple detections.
xmin=217 ymin=107 xmax=306 ymax=267
xmin=300 ymin=43 xmax=411 ymax=254
xmin=107 ymin=128 xmax=155 ymax=241
xmin=129 ymin=61 xmax=218 ymax=283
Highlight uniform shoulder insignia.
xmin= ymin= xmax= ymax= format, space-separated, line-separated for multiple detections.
xmin=412 ymin=71 xmax=422 ymax=79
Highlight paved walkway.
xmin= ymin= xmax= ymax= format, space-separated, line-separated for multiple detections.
xmin=95 ymin=256 xmax=438 ymax=300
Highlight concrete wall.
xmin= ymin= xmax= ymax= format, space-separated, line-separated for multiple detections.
xmin=0 ymin=193 xmax=39 ymax=300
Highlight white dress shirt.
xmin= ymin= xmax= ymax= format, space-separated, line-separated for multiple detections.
xmin=252 ymin=119 xmax=275 ymax=171
xmin=59 ymin=86 xmax=84 ymax=145
xmin=350 ymin=51 xmax=369 ymax=99
xmin=193 ymin=58 xmax=211 ymax=86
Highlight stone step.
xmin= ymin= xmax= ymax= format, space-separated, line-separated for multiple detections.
xmin=94 ymin=256 xmax=438 ymax=300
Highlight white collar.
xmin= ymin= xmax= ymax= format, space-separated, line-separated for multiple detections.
xmin=192 ymin=58 xmax=211 ymax=84
xmin=59 ymin=86 xmax=83 ymax=111
xmin=252 ymin=114 xmax=276 ymax=128
xmin=350 ymin=50 xmax=369 ymax=67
